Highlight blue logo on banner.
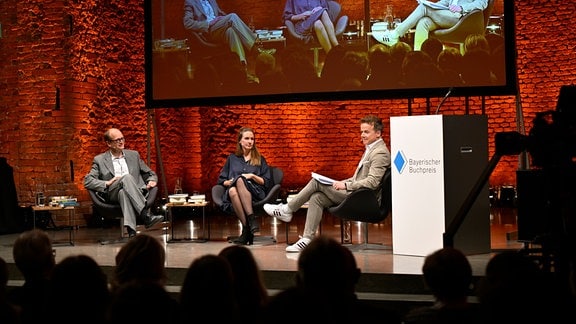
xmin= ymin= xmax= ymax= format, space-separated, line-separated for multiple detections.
xmin=394 ymin=150 xmax=407 ymax=174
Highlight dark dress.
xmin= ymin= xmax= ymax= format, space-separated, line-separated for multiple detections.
xmin=217 ymin=154 xmax=271 ymax=214
xmin=282 ymin=0 xmax=328 ymax=37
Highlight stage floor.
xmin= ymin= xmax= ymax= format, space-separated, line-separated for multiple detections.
xmin=0 ymin=206 xmax=524 ymax=277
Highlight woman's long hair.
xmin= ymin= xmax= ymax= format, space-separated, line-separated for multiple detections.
xmin=234 ymin=127 xmax=262 ymax=166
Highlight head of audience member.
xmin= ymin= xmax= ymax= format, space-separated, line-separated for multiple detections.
xmin=389 ymin=41 xmax=412 ymax=81
xmin=437 ymin=47 xmax=464 ymax=86
xmin=12 ymin=229 xmax=54 ymax=282
xmin=476 ymin=251 xmax=571 ymax=323
xmin=111 ymin=233 xmax=166 ymax=292
xmin=365 ymin=43 xmax=394 ymax=88
xmin=420 ymin=37 xmax=444 ymax=63
xmin=0 ymin=256 xmax=7 ymax=297
xmin=461 ymin=49 xmax=494 ymax=86
xmin=319 ymin=44 xmax=348 ymax=90
xmin=179 ymin=254 xmax=239 ymax=322
xmin=255 ymin=52 xmax=276 ymax=79
xmin=461 ymin=34 xmax=494 ymax=86
xmin=191 ymin=61 xmax=221 ymax=97
xmin=218 ymin=245 xmax=269 ymax=316
xmin=297 ymin=235 xmax=360 ymax=299
xmin=0 ymin=256 xmax=19 ymax=324
xmin=278 ymin=44 xmax=319 ymax=92
xmin=107 ymin=280 xmax=179 ymax=324
xmin=401 ymin=50 xmax=441 ymax=88
xmin=422 ymin=247 xmax=473 ymax=303
xmin=255 ymin=52 xmax=289 ymax=93
xmin=338 ymin=51 xmax=369 ymax=90
xmin=44 ymin=254 xmax=110 ymax=324
xmin=464 ymin=33 xmax=490 ymax=55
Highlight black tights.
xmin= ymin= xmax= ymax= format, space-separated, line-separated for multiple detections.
xmin=227 ymin=177 xmax=254 ymax=226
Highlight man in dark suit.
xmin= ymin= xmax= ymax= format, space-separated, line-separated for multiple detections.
xmin=84 ymin=128 xmax=163 ymax=237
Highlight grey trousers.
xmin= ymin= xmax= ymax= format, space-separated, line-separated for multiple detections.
xmin=396 ymin=4 xmax=461 ymax=50
xmin=208 ymin=13 xmax=256 ymax=63
xmin=107 ymin=174 xmax=147 ymax=231
xmin=287 ymin=178 xmax=347 ymax=239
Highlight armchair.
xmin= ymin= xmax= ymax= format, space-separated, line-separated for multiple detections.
xmin=187 ymin=30 xmax=226 ymax=60
xmin=212 ymin=166 xmax=284 ymax=245
xmin=431 ymin=0 xmax=495 ymax=53
xmin=327 ymin=167 xmax=392 ymax=251
xmin=88 ymin=186 xmax=158 ymax=245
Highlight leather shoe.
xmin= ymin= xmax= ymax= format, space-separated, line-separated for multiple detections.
xmin=145 ymin=215 xmax=164 ymax=228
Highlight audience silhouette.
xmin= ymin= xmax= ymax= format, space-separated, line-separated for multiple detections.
xmin=43 ymin=254 xmax=110 ymax=324
xmin=7 ymin=229 xmax=54 ymax=324
xmin=8 ymin=217 xmax=570 ymax=324
xmin=278 ymin=44 xmax=320 ymax=92
xmin=108 ymin=233 xmax=176 ymax=323
xmin=0 ymin=256 xmax=19 ymax=324
xmin=107 ymin=280 xmax=179 ymax=324
xmin=364 ymin=43 xmax=395 ymax=90
xmin=179 ymin=254 xmax=240 ymax=323
xmin=218 ymin=245 xmax=269 ymax=324
xmin=420 ymin=37 xmax=444 ymax=64
xmin=437 ymin=47 xmax=464 ymax=86
xmin=403 ymin=247 xmax=481 ymax=324
xmin=476 ymin=250 xmax=574 ymax=323
xmin=110 ymin=233 xmax=167 ymax=292
xmin=263 ymin=235 xmax=401 ymax=323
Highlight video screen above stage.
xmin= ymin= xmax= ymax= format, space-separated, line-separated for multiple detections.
xmin=145 ymin=0 xmax=515 ymax=108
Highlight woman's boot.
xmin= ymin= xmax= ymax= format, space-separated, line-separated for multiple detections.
xmin=247 ymin=214 xmax=259 ymax=233
xmin=232 ymin=224 xmax=254 ymax=245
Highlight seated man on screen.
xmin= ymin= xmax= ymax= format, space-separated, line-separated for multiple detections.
xmin=183 ymin=0 xmax=257 ymax=66
xmin=263 ymin=115 xmax=391 ymax=252
xmin=381 ymin=0 xmax=488 ymax=50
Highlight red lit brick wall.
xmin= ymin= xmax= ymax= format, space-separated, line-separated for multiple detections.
xmin=1 ymin=0 xmax=575 ymax=227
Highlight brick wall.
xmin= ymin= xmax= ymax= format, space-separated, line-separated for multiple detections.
xmin=1 ymin=0 xmax=575 ymax=227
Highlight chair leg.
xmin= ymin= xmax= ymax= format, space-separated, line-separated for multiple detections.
xmin=99 ymin=217 xmax=128 ymax=245
xmin=345 ymin=222 xmax=391 ymax=252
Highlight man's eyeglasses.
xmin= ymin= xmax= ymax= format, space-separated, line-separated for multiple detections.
xmin=108 ymin=137 xmax=125 ymax=144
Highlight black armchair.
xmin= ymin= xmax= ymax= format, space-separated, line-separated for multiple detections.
xmin=431 ymin=0 xmax=495 ymax=53
xmin=187 ymin=30 xmax=226 ymax=60
xmin=212 ymin=166 xmax=284 ymax=244
xmin=327 ymin=167 xmax=392 ymax=251
xmin=88 ymin=186 xmax=158 ymax=245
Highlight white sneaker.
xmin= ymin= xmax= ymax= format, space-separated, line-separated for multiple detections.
xmin=286 ymin=236 xmax=311 ymax=253
xmin=382 ymin=29 xmax=399 ymax=47
xmin=263 ymin=203 xmax=293 ymax=222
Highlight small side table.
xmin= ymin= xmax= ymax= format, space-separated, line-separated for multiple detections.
xmin=166 ymin=201 xmax=209 ymax=243
xmin=31 ymin=205 xmax=76 ymax=246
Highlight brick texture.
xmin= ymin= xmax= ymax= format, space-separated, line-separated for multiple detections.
xmin=0 ymin=0 xmax=575 ymax=227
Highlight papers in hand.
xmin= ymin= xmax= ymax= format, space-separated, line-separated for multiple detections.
xmin=311 ymin=172 xmax=336 ymax=185
xmin=417 ymin=0 xmax=449 ymax=10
